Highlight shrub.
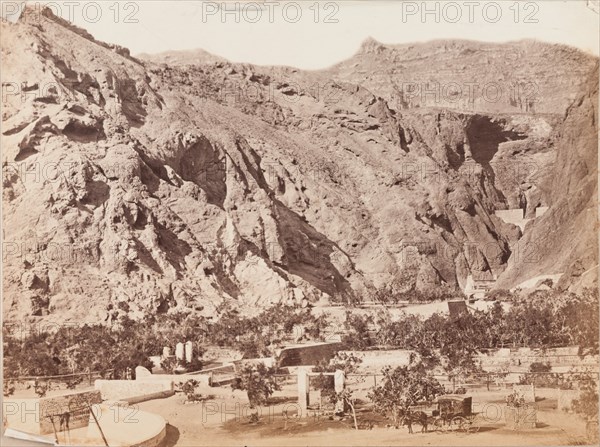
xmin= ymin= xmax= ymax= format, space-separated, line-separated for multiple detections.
xmin=65 ymin=376 xmax=83 ymax=389
xmin=181 ymin=379 xmax=202 ymax=402
xmin=231 ymin=364 xmax=281 ymax=409
xmin=3 ymin=381 xmax=15 ymax=397
xmin=529 ymin=362 xmax=552 ymax=373
xmin=506 ymin=391 xmax=526 ymax=408
xmin=34 ymin=380 xmax=49 ymax=398
xmin=572 ymin=374 xmax=599 ymax=420
xmin=313 ymin=352 xmax=362 ymax=403
xmin=368 ymin=361 xmax=444 ymax=426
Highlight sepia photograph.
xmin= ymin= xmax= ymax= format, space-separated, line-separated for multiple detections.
xmin=1 ymin=1 xmax=599 ymax=446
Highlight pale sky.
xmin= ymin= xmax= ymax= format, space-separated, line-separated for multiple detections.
xmin=35 ymin=1 xmax=600 ymax=69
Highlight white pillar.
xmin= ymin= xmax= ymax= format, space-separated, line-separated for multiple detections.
xmin=175 ymin=342 xmax=184 ymax=361
xmin=185 ymin=341 xmax=193 ymax=363
xmin=334 ymin=370 xmax=345 ymax=413
xmin=298 ymin=369 xmax=309 ymax=414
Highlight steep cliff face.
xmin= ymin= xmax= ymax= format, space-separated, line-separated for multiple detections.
xmin=496 ymin=66 xmax=599 ymax=292
xmin=1 ymin=9 xmax=597 ymax=323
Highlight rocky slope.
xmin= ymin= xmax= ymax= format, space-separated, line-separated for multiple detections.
xmin=495 ymin=65 xmax=599 ymax=292
xmin=1 ymin=8 xmax=597 ymax=323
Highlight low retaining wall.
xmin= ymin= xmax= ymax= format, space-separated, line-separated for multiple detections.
xmin=478 ymin=347 xmax=597 ymax=370
xmin=121 ymin=390 xmax=175 ymax=405
xmin=135 ymin=365 xmax=212 ymax=386
xmin=3 ymin=390 xmax=102 ymax=435
xmin=278 ymin=342 xmax=344 ymax=367
xmin=95 ymin=379 xmax=173 ymax=401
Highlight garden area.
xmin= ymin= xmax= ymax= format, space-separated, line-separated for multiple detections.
xmin=2 ymin=288 xmax=599 ymax=445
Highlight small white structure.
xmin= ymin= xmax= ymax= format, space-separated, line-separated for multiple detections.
xmin=298 ymin=368 xmax=309 ymax=412
xmin=297 ymin=368 xmax=346 ymax=416
xmin=514 ymin=384 xmax=536 ymax=403
xmin=495 ymin=206 xmax=548 ymax=231
xmin=162 ymin=346 xmax=171 ymax=358
xmin=495 ymin=209 xmax=530 ymax=231
xmin=175 ymin=342 xmax=184 ymax=361
xmin=185 ymin=341 xmax=193 ymax=363
xmin=334 ymin=370 xmax=345 ymax=413
xmin=464 ymin=274 xmax=496 ymax=299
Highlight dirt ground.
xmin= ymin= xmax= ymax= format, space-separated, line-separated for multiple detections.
xmin=135 ymin=384 xmax=593 ymax=447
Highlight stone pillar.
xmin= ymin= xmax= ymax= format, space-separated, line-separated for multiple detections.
xmin=185 ymin=341 xmax=193 ymax=363
xmin=175 ymin=342 xmax=184 ymax=361
xmin=297 ymin=369 xmax=309 ymax=414
xmin=162 ymin=346 xmax=171 ymax=358
xmin=334 ymin=370 xmax=345 ymax=413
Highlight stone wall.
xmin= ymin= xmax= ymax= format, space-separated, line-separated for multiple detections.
xmin=341 ymin=349 xmax=413 ymax=373
xmin=3 ymin=390 xmax=102 ymax=435
xmin=95 ymin=379 xmax=173 ymax=401
xmin=277 ymin=342 xmax=344 ymax=367
xmin=478 ymin=347 xmax=597 ymax=372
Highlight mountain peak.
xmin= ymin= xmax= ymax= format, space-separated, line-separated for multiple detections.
xmin=359 ymin=37 xmax=386 ymax=54
xmin=137 ymin=48 xmax=229 ymax=66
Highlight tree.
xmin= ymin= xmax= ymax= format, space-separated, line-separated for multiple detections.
xmin=341 ymin=312 xmax=374 ymax=350
xmin=572 ymin=373 xmax=599 ymax=419
xmin=336 ymin=388 xmax=359 ymax=430
xmin=572 ymin=375 xmax=599 ymax=443
xmin=313 ymin=352 xmax=362 ymax=406
xmin=435 ymin=312 xmax=484 ymax=385
xmin=368 ymin=359 xmax=445 ymax=427
xmin=231 ymin=363 xmax=281 ymax=411
xmin=556 ymin=289 xmax=599 ymax=355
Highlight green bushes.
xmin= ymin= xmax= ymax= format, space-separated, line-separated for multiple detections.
xmin=572 ymin=376 xmax=599 ymax=420
xmin=2 ymin=289 xmax=597 ymax=379
xmin=518 ymin=361 xmax=573 ymax=389
xmin=368 ymin=361 xmax=445 ymax=426
xmin=2 ymin=303 xmax=328 ymax=378
xmin=231 ymin=364 xmax=281 ymax=409
xmin=342 ymin=288 xmax=599 ymax=354
xmin=208 ymin=304 xmax=331 ymax=357
xmin=181 ymin=379 xmax=203 ymax=402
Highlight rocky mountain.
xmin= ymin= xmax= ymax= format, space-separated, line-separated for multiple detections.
xmin=2 ymin=8 xmax=597 ymax=324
